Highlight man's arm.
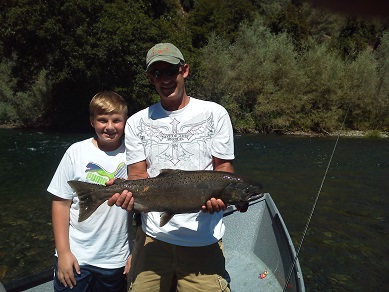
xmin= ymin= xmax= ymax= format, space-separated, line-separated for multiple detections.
xmin=213 ymin=157 xmax=234 ymax=173
xmin=201 ymin=157 xmax=234 ymax=214
xmin=128 ymin=160 xmax=148 ymax=180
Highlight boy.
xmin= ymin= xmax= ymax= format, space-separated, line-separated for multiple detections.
xmin=48 ymin=91 xmax=131 ymax=291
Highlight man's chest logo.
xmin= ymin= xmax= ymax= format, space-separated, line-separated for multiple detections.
xmin=137 ymin=116 xmax=215 ymax=165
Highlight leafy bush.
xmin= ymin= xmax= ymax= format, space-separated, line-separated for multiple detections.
xmin=0 ymin=57 xmax=52 ymax=126
xmin=0 ymin=0 xmax=387 ymax=132
xmin=197 ymin=16 xmax=388 ymax=133
xmin=364 ymin=130 xmax=382 ymax=138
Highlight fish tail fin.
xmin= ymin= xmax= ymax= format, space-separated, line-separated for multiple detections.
xmin=68 ymin=180 xmax=106 ymax=222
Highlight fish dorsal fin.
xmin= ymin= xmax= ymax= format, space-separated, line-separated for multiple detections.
xmin=158 ymin=169 xmax=183 ymax=177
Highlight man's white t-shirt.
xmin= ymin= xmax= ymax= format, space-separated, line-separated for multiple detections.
xmin=125 ymin=97 xmax=234 ymax=246
xmin=47 ymin=138 xmax=130 ymax=268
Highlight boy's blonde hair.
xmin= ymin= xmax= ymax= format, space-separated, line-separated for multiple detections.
xmin=89 ymin=91 xmax=128 ymax=118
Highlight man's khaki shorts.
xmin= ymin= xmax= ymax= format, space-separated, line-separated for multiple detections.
xmin=128 ymin=228 xmax=231 ymax=292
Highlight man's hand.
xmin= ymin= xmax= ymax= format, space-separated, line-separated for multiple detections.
xmin=212 ymin=158 xmax=249 ymax=213
xmin=201 ymin=198 xmax=227 ymax=214
xmin=106 ymin=178 xmax=134 ymax=212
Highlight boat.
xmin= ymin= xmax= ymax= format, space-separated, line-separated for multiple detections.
xmin=2 ymin=193 xmax=304 ymax=292
xmin=223 ymin=193 xmax=305 ymax=291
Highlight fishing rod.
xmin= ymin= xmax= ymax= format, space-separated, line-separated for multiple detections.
xmin=283 ymin=107 xmax=350 ymax=291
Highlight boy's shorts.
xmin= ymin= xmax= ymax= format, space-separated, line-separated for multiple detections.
xmin=129 ymin=228 xmax=231 ymax=292
xmin=54 ymin=257 xmax=127 ymax=292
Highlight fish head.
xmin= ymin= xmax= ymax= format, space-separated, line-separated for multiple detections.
xmin=222 ymin=174 xmax=263 ymax=203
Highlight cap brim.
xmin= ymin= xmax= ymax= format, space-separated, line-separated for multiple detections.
xmin=146 ymin=56 xmax=181 ymax=71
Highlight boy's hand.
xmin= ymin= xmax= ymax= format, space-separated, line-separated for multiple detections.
xmin=124 ymin=255 xmax=132 ymax=275
xmin=201 ymin=198 xmax=226 ymax=214
xmin=57 ymin=251 xmax=80 ymax=289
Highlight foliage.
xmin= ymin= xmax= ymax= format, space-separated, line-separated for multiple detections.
xmin=373 ymin=32 xmax=389 ymax=130
xmin=197 ymin=16 xmax=388 ymax=133
xmin=0 ymin=57 xmax=52 ymax=126
xmin=0 ymin=0 xmax=388 ymax=132
xmin=297 ymin=41 xmax=344 ymax=132
xmin=197 ymin=20 xmax=304 ymax=133
xmin=187 ymin=0 xmax=257 ymax=47
xmin=336 ymin=18 xmax=384 ymax=60
xmin=364 ymin=130 xmax=383 ymax=139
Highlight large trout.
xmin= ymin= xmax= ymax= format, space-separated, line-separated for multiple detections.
xmin=68 ymin=169 xmax=263 ymax=226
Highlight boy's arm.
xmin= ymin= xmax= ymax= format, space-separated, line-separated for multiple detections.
xmin=52 ymin=196 xmax=80 ymax=288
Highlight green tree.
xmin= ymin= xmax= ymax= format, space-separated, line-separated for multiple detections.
xmin=197 ymin=18 xmax=306 ymax=133
xmin=298 ymin=41 xmax=345 ymax=132
xmin=0 ymin=57 xmax=19 ymax=124
xmin=0 ymin=56 xmax=52 ymax=126
xmin=337 ymin=17 xmax=383 ymax=60
xmin=0 ymin=0 xmax=193 ymax=129
xmin=188 ymin=0 xmax=257 ymax=47
xmin=264 ymin=0 xmax=311 ymax=50
xmin=342 ymin=51 xmax=379 ymax=130
xmin=0 ymin=0 xmax=388 ymax=132
xmin=373 ymin=31 xmax=389 ymax=130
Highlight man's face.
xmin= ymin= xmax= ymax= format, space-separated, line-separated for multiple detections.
xmin=147 ymin=61 xmax=189 ymax=110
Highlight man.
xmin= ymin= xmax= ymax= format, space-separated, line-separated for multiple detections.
xmin=109 ymin=43 xmax=247 ymax=291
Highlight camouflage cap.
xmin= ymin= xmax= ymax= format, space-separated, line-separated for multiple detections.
xmin=146 ymin=43 xmax=185 ymax=71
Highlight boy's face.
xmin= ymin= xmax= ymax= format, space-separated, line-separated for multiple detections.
xmin=90 ymin=113 xmax=126 ymax=151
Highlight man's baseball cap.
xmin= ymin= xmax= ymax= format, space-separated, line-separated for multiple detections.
xmin=146 ymin=43 xmax=185 ymax=71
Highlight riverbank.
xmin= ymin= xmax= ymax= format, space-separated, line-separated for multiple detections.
xmin=285 ymin=130 xmax=389 ymax=138
xmin=1 ymin=124 xmax=388 ymax=138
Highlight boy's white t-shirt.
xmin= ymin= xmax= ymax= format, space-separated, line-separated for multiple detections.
xmin=47 ymin=138 xmax=130 ymax=268
xmin=125 ymin=97 xmax=235 ymax=246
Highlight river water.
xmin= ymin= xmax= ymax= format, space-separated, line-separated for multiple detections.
xmin=0 ymin=129 xmax=388 ymax=291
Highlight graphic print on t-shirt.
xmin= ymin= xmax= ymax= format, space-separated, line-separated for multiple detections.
xmin=85 ymin=162 xmax=126 ymax=185
xmin=137 ymin=114 xmax=215 ymax=167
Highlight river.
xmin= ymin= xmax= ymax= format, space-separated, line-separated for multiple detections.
xmin=0 ymin=128 xmax=388 ymax=291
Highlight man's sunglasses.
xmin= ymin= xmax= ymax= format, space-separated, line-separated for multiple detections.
xmin=149 ymin=65 xmax=181 ymax=80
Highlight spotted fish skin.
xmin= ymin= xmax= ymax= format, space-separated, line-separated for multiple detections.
xmin=68 ymin=169 xmax=263 ymax=225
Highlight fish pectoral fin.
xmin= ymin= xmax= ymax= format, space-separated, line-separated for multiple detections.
xmin=160 ymin=212 xmax=175 ymax=227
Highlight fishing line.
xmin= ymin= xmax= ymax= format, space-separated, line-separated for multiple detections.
xmin=283 ymin=107 xmax=350 ymax=291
